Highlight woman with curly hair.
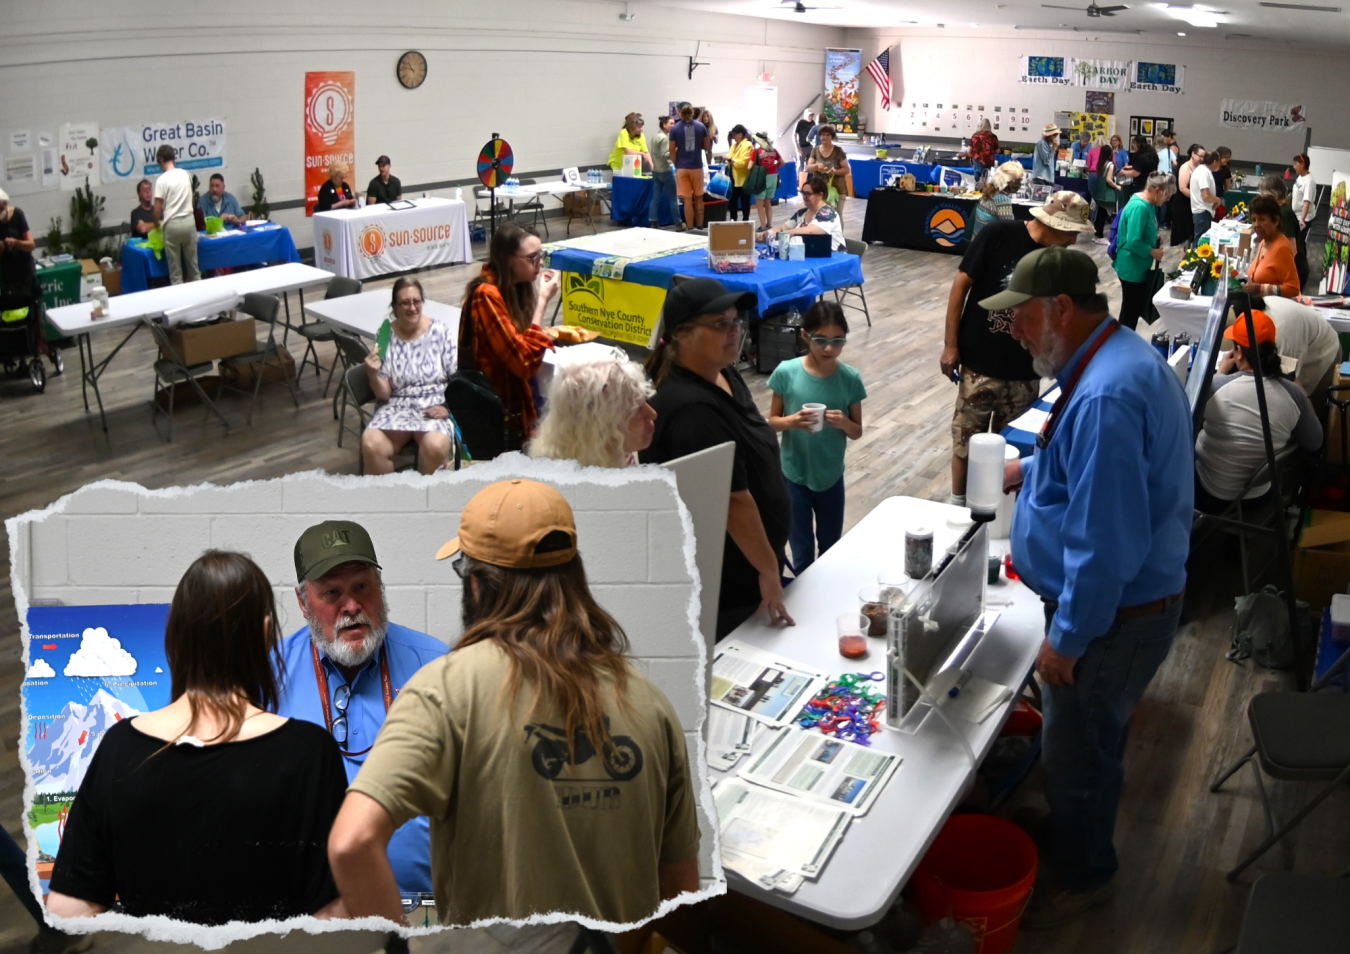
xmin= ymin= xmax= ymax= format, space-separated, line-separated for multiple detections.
xmin=528 ymin=348 xmax=656 ymax=468
xmin=970 ymin=161 xmax=1025 ymax=240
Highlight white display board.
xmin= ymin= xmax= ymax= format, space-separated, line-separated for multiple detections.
xmin=1306 ymin=146 xmax=1350 ymax=191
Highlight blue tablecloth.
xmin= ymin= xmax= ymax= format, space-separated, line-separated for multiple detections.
xmin=847 ymin=160 xmax=981 ymax=199
xmin=1002 ymin=386 xmax=1057 ymax=457
xmin=120 ymin=226 xmax=301 ymax=293
xmin=611 ymin=163 xmax=799 ymax=227
xmin=548 ymin=245 xmax=863 ymax=316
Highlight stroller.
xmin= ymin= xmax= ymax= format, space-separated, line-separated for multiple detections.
xmin=1 ymin=276 xmax=64 ymax=393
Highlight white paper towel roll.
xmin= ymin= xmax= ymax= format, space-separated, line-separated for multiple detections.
xmin=967 ymin=433 xmax=1006 ymax=519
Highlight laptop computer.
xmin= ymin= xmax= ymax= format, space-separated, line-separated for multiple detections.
xmin=801 ymin=233 xmax=832 ymax=258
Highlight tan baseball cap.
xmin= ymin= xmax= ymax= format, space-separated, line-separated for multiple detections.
xmin=435 ymin=479 xmax=578 ymax=569
xmin=1030 ymin=191 xmax=1095 ymax=234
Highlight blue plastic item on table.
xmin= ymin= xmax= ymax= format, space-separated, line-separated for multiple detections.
xmin=120 ymin=226 xmax=301 ymax=293
xmin=608 ymin=162 xmax=799 ymax=226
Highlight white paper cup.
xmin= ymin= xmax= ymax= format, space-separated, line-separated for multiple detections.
xmin=803 ymin=403 xmax=826 ymax=433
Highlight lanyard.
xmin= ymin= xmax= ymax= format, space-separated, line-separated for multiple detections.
xmin=1037 ymin=321 xmax=1120 ymax=450
xmin=311 ymin=640 xmax=392 ymax=758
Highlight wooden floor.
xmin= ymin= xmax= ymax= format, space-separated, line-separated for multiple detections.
xmin=0 ymin=200 xmax=1342 ymax=953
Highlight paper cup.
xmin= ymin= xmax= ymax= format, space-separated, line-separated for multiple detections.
xmin=803 ymin=403 xmax=826 ymax=433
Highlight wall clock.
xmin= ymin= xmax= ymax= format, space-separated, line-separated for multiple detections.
xmin=397 ymin=51 xmax=427 ymax=89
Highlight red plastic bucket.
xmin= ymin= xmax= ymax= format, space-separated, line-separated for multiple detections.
xmin=912 ymin=814 xmax=1038 ymax=954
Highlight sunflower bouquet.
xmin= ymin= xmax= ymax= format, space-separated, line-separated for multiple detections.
xmin=1168 ymin=241 xmax=1215 ymax=280
xmin=1227 ymin=201 xmax=1249 ymax=222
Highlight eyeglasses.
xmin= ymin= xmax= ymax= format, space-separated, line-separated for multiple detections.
xmin=331 ymin=683 xmax=350 ymax=745
xmin=516 ymin=251 xmax=544 ymax=265
xmin=396 ymin=298 xmax=423 ymax=309
xmin=800 ymin=189 xmax=815 ymax=197
xmin=696 ymin=316 xmax=745 ymax=335
xmin=809 ymin=336 xmax=848 ymax=348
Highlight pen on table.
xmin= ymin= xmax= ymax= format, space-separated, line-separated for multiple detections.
xmin=948 ymin=669 xmax=973 ymax=699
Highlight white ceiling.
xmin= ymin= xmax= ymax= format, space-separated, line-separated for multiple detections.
xmin=658 ymin=0 xmax=1350 ymax=46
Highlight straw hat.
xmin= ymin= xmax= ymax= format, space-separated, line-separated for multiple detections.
xmin=1042 ymin=123 xmax=1061 ymax=137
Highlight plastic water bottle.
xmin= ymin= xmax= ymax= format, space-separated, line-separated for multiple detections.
xmin=1151 ymin=331 xmax=1171 ymax=359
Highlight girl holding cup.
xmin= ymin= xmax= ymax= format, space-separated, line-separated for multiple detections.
xmin=767 ymin=300 xmax=867 ymax=574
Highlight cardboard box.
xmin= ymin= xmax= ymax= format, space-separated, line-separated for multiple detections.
xmin=1294 ymin=509 xmax=1350 ymax=609
xmin=77 ymin=258 xmax=122 ymax=300
xmin=219 ymin=349 xmax=296 ymax=390
xmin=159 ymin=318 xmax=257 ymax=367
xmin=708 ymin=221 xmax=756 ymax=273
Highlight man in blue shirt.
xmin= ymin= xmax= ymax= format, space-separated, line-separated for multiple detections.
xmin=1032 ymin=123 xmax=1060 ymax=185
xmin=197 ymin=173 xmax=245 ymax=224
xmin=274 ymin=521 xmax=447 ymax=906
xmin=981 ymin=247 xmax=1193 ymax=929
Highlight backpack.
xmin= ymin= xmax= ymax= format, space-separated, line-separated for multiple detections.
xmin=1106 ymin=208 xmax=1123 ymax=261
xmin=1226 ymin=585 xmax=1304 ymax=670
xmin=445 ymin=296 xmax=509 ymax=461
xmin=755 ymin=145 xmax=782 ymax=176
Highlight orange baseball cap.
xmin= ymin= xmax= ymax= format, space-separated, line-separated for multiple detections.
xmin=1223 ymin=309 xmax=1277 ymax=348
xmin=435 ymin=479 xmax=577 ymax=569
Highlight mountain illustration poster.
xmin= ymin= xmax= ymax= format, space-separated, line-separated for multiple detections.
xmin=23 ymin=604 xmax=171 ymax=881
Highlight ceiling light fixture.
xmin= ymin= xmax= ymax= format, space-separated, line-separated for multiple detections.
xmin=1258 ymin=1 xmax=1341 ymax=9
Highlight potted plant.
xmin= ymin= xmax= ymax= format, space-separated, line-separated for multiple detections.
xmin=68 ymin=184 xmax=105 ymax=259
xmin=45 ymin=217 xmax=64 ymax=256
xmin=250 ymin=167 xmax=270 ymax=221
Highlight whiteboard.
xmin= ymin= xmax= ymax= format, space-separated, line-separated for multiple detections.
xmin=1307 ymin=146 xmax=1350 ymax=188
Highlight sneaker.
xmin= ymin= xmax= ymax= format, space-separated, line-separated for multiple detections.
xmin=1021 ymin=880 xmax=1115 ymax=930
xmin=1093 ymin=237 xmax=1110 ymax=245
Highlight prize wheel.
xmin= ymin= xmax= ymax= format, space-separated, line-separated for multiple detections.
xmin=477 ymin=138 xmax=515 ymax=188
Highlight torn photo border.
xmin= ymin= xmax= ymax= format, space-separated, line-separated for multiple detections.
xmin=8 ymin=458 xmax=726 ymax=947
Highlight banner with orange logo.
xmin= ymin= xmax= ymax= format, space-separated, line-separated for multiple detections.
xmin=312 ymin=199 xmax=472 ymax=278
xmin=304 ymin=71 xmax=355 ymax=216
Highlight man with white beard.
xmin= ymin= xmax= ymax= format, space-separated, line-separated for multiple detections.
xmin=274 ymin=521 xmax=447 ymax=921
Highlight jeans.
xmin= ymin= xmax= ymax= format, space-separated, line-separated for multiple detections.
xmin=788 ymin=477 xmax=846 ymax=575
xmin=1192 ymin=211 xmax=1213 ymax=242
xmin=649 ymin=170 xmax=679 ymax=227
xmin=1118 ymin=277 xmax=1150 ymax=331
xmin=1093 ymin=203 xmax=1113 ymax=238
xmin=1041 ymin=599 xmax=1182 ymax=891
xmin=728 ymin=184 xmax=752 ymax=221
xmin=162 ymin=215 xmax=200 ymax=284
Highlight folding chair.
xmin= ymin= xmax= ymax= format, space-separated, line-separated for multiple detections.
xmin=337 ymin=364 xmax=433 ymax=475
xmin=330 ymin=327 xmax=375 ymax=419
xmin=514 ymin=179 xmax=550 ymax=239
xmin=833 ymin=238 xmax=871 ymax=328
xmin=297 ymin=275 xmax=361 ymax=396
xmin=1214 ymin=871 xmax=1350 ymax=954
xmin=217 ymin=292 xmax=300 ymax=425
xmin=1208 ymin=642 xmax=1350 ymax=882
xmin=145 ymin=320 xmax=231 ymax=442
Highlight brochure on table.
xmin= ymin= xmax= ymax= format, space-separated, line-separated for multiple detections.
xmin=715 ymin=777 xmax=852 ymax=881
xmin=710 ymin=641 xmax=830 ymax=727
xmin=737 ymin=724 xmax=902 ymax=815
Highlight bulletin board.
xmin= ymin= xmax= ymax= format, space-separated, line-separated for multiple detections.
xmin=1068 ymin=111 xmax=1114 ymax=143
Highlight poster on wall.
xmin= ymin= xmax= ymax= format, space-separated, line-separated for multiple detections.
xmin=1019 ymin=56 xmax=1073 ymax=85
xmin=5 ymin=155 xmax=36 ymax=191
xmin=823 ymin=49 xmax=862 ymax=134
xmin=1086 ymin=91 xmax=1116 ymax=115
xmin=304 ymin=71 xmax=356 ymax=216
xmin=58 ymin=122 xmax=99 ymax=191
xmin=1130 ymin=62 xmax=1185 ymax=94
xmin=101 ymin=119 xmax=228 ymax=185
xmin=1325 ymin=172 xmax=1350 ymax=294
xmin=1220 ymin=99 xmax=1308 ymax=132
xmin=1069 ymin=112 xmax=1113 ymax=143
xmin=1070 ymin=59 xmax=1131 ymax=91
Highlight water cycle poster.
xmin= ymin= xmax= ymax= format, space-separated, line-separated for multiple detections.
xmin=23 ymin=604 xmax=172 ymax=879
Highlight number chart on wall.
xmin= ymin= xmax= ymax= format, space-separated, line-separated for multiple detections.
xmin=895 ymin=99 xmax=1033 ymax=139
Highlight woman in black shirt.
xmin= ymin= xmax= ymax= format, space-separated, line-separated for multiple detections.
xmin=0 ymin=190 xmax=36 ymax=306
xmin=640 ymin=278 xmax=795 ymax=639
xmin=315 ymin=161 xmax=357 ymax=213
xmin=1119 ymin=137 xmax=1158 ymax=203
xmin=47 ymin=551 xmax=350 ymax=925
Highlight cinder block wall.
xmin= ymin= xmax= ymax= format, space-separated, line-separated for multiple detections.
xmin=10 ymin=465 xmax=719 ymax=886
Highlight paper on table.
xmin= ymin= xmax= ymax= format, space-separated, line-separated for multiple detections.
xmin=737 ymin=724 xmax=902 ymax=815
xmin=930 ymin=667 xmax=1014 ymax=724
xmin=715 ymin=777 xmax=852 ymax=879
xmin=1007 ymin=407 xmax=1048 ymax=433
xmin=708 ymin=706 xmax=763 ymax=770
xmin=710 ymin=641 xmax=830 ymax=727
xmin=721 ymin=846 xmax=806 ymax=894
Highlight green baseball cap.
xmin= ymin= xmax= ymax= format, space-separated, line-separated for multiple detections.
xmin=294 ymin=520 xmax=381 ymax=582
xmin=977 ymin=246 xmax=1099 ymax=311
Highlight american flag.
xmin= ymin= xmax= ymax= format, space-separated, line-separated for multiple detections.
xmin=867 ymin=48 xmax=892 ymax=110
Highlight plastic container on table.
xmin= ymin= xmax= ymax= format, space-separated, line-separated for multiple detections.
xmin=1331 ymin=593 xmax=1350 ymax=643
xmin=912 ymin=814 xmax=1038 ymax=954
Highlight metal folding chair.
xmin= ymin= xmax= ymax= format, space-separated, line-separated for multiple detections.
xmin=297 ymin=275 xmax=360 ymax=396
xmin=144 ymin=320 xmax=231 ymax=442
xmin=1209 ymin=642 xmax=1350 ymax=882
xmin=1212 ymin=871 xmax=1350 ymax=954
xmin=216 ymin=292 xmax=300 ymax=425
xmin=514 ymin=179 xmax=550 ymax=239
xmin=833 ymin=237 xmax=871 ymax=327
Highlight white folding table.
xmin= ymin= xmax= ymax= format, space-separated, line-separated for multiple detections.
xmin=1152 ymin=282 xmax=1350 ymax=339
xmin=303 ymin=290 xmax=461 ymax=341
xmin=717 ymin=496 xmax=1042 ymax=930
xmin=45 ymin=263 xmax=333 ymax=433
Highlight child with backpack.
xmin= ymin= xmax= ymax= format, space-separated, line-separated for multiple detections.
xmin=767 ymin=301 xmax=867 ymax=575
xmin=752 ymin=133 xmax=783 ymax=230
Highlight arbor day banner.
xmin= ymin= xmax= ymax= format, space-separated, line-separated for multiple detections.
xmin=1070 ymin=59 xmax=1131 ymax=91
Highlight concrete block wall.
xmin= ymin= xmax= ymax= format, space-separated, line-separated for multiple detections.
xmin=10 ymin=462 xmax=720 ymax=885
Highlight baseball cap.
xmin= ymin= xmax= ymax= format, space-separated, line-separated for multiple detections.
xmin=376 ymin=155 xmax=391 ymax=166
xmin=294 ymin=520 xmax=381 ymax=582
xmin=435 ymin=479 xmax=577 ymax=569
xmin=1030 ymin=191 xmax=1095 ymax=233
xmin=659 ymin=278 xmax=756 ymax=342
xmin=977 ymin=246 xmax=1099 ymax=311
xmin=1224 ymin=309 xmax=1277 ymax=348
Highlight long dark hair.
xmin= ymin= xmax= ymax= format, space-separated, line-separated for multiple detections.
xmin=461 ymin=223 xmax=539 ymax=332
xmin=458 ymin=548 xmax=632 ymax=761
xmin=803 ymin=299 xmax=848 ymax=335
xmin=1240 ymin=341 xmax=1283 ymax=378
xmin=164 ymin=551 xmax=283 ymax=746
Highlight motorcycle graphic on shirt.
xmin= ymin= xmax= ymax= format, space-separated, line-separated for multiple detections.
xmin=524 ymin=715 xmax=643 ymax=782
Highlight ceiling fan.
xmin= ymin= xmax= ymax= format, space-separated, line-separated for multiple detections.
xmin=779 ymin=1 xmax=844 ymax=12
xmin=1041 ymin=1 xmax=1131 ymax=15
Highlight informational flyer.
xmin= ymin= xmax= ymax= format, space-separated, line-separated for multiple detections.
xmin=721 ymin=845 xmax=805 ymax=895
xmin=710 ymin=641 xmax=828 ymax=727
xmin=715 ymin=778 xmax=851 ymax=879
xmin=738 ymin=724 xmax=902 ymax=815
xmin=707 ymin=706 xmax=774 ymax=770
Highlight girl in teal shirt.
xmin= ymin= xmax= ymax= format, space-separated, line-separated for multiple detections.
xmin=767 ymin=301 xmax=867 ymax=574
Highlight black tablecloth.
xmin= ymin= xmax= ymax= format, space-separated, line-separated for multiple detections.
xmin=861 ymin=190 xmax=1035 ymax=255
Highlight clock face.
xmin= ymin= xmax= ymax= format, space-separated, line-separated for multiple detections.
xmin=397 ymin=51 xmax=427 ymax=89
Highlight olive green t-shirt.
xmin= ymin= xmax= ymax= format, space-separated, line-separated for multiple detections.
xmin=350 ymin=640 xmax=700 ymax=926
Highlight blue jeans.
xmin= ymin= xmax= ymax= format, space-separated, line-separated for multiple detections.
xmin=1192 ymin=211 xmax=1212 ymax=241
xmin=649 ymin=170 xmax=679 ymax=227
xmin=1041 ymin=600 xmax=1182 ymax=891
xmin=788 ymin=477 xmax=845 ymax=575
